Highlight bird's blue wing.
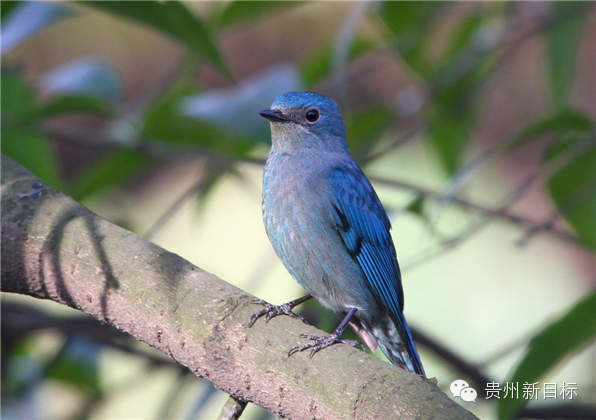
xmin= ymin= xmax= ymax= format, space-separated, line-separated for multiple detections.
xmin=329 ymin=166 xmax=403 ymax=313
xmin=329 ymin=165 xmax=424 ymax=374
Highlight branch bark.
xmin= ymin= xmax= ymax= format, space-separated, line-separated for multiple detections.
xmin=1 ymin=156 xmax=475 ymax=419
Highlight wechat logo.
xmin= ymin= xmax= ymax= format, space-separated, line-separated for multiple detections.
xmin=450 ymin=379 xmax=477 ymax=402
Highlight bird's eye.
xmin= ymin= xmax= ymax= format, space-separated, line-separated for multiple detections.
xmin=305 ymin=108 xmax=320 ymax=123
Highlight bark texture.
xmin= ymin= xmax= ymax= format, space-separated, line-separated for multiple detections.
xmin=1 ymin=156 xmax=476 ymax=419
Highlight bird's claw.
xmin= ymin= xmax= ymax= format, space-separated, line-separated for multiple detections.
xmin=288 ymin=333 xmax=361 ymax=358
xmin=248 ymin=298 xmax=309 ymax=327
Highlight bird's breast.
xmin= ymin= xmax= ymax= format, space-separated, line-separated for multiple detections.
xmin=261 ymin=151 xmax=371 ymax=311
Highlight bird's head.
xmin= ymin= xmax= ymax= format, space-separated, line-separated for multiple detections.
xmin=260 ymin=91 xmax=347 ymax=152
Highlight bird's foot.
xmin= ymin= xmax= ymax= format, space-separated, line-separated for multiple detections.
xmin=288 ymin=333 xmax=361 ymax=358
xmin=248 ymin=298 xmax=310 ymax=327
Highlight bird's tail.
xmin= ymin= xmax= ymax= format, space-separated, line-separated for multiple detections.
xmin=365 ymin=311 xmax=425 ymax=376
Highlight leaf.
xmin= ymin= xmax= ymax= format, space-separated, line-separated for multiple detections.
xmin=1 ymin=72 xmax=62 ymax=188
xmin=498 ymin=291 xmax=596 ymax=420
xmin=1 ymin=128 xmax=62 ymax=189
xmin=427 ymin=105 xmax=472 ymax=175
xmin=41 ymin=58 xmax=121 ymax=102
xmin=345 ymin=106 xmax=393 ymax=158
xmin=442 ymin=12 xmax=485 ymax=63
xmin=545 ymin=139 xmax=596 ymax=249
xmin=1 ymin=2 xmax=74 ymax=53
xmin=1 ymin=1 xmax=20 ymax=21
xmin=300 ymin=37 xmax=376 ymax=87
xmin=142 ymin=86 xmax=255 ymax=157
xmin=180 ymin=64 xmax=301 ymax=139
xmin=37 ymin=94 xmax=113 ymax=118
xmin=405 ymin=195 xmax=425 ymax=217
xmin=46 ymin=337 xmax=102 ymax=396
xmin=509 ymin=108 xmax=594 ymax=148
xmin=380 ymin=2 xmax=440 ymax=75
xmin=85 ymin=1 xmax=229 ymax=76
xmin=215 ymin=1 xmax=299 ymax=28
xmin=1 ymin=72 xmax=38 ymax=126
xmin=547 ymin=3 xmax=587 ymax=108
xmin=70 ymin=150 xmax=154 ymax=200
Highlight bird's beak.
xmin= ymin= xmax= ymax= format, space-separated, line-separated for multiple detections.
xmin=259 ymin=109 xmax=290 ymax=122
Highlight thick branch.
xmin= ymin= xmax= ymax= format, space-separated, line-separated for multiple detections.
xmin=1 ymin=156 xmax=474 ymax=419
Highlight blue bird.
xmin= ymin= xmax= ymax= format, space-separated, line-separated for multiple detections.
xmin=250 ymin=91 xmax=425 ymax=376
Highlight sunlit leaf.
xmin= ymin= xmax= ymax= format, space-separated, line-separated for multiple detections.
xmin=300 ymin=37 xmax=376 ymax=87
xmin=38 ymin=94 xmax=113 ymax=118
xmin=509 ymin=108 xmax=593 ymax=148
xmin=498 ymin=291 xmax=596 ymax=419
xmin=547 ymin=3 xmax=587 ymax=108
xmin=1 ymin=2 xmax=74 ymax=53
xmin=70 ymin=150 xmax=154 ymax=200
xmin=85 ymin=1 xmax=229 ymax=76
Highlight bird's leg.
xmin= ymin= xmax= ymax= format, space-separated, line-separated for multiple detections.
xmin=288 ymin=308 xmax=361 ymax=358
xmin=248 ymin=294 xmax=312 ymax=327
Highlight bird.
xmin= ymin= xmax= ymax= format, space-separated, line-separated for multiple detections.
xmin=249 ymin=91 xmax=425 ymax=376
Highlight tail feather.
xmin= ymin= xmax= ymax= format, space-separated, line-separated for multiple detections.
xmin=365 ymin=311 xmax=425 ymax=376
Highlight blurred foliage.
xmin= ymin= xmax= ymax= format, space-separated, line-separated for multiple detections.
xmin=84 ymin=1 xmax=229 ymax=76
xmin=300 ymin=37 xmax=376 ymax=87
xmin=546 ymin=3 xmax=588 ymax=108
xmin=213 ymin=0 xmax=299 ymax=29
xmin=498 ymin=291 xmax=596 ymax=419
xmin=1 ymin=1 xmax=595 ymax=419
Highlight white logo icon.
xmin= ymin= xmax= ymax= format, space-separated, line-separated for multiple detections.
xmin=450 ymin=379 xmax=477 ymax=402
xmin=460 ymin=387 xmax=477 ymax=402
xmin=450 ymin=379 xmax=469 ymax=397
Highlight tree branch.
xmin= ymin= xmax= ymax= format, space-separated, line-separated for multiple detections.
xmin=0 ymin=156 xmax=475 ymax=419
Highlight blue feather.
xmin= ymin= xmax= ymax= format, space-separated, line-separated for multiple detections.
xmin=329 ymin=166 xmax=424 ymax=375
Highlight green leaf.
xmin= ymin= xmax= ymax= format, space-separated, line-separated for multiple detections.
xmin=442 ymin=12 xmax=485 ymax=62
xmin=300 ymin=37 xmax=376 ymax=87
xmin=46 ymin=339 xmax=102 ymax=396
xmin=498 ymin=291 xmax=596 ymax=420
xmin=1 ymin=1 xmax=20 ymax=21
xmin=37 ymin=94 xmax=113 ymax=118
xmin=70 ymin=150 xmax=153 ymax=200
xmin=215 ymin=1 xmax=299 ymax=28
xmin=1 ymin=72 xmax=38 ymax=126
xmin=545 ymin=139 xmax=596 ymax=249
xmin=509 ymin=108 xmax=594 ymax=148
xmin=142 ymin=86 xmax=255 ymax=157
xmin=405 ymin=195 xmax=425 ymax=217
xmin=427 ymin=105 xmax=472 ymax=175
xmin=547 ymin=4 xmax=587 ymax=108
xmin=1 ymin=72 xmax=62 ymax=188
xmin=1 ymin=128 xmax=62 ymax=189
xmin=380 ymin=2 xmax=440 ymax=75
xmin=85 ymin=1 xmax=229 ymax=76
xmin=345 ymin=106 xmax=393 ymax=158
